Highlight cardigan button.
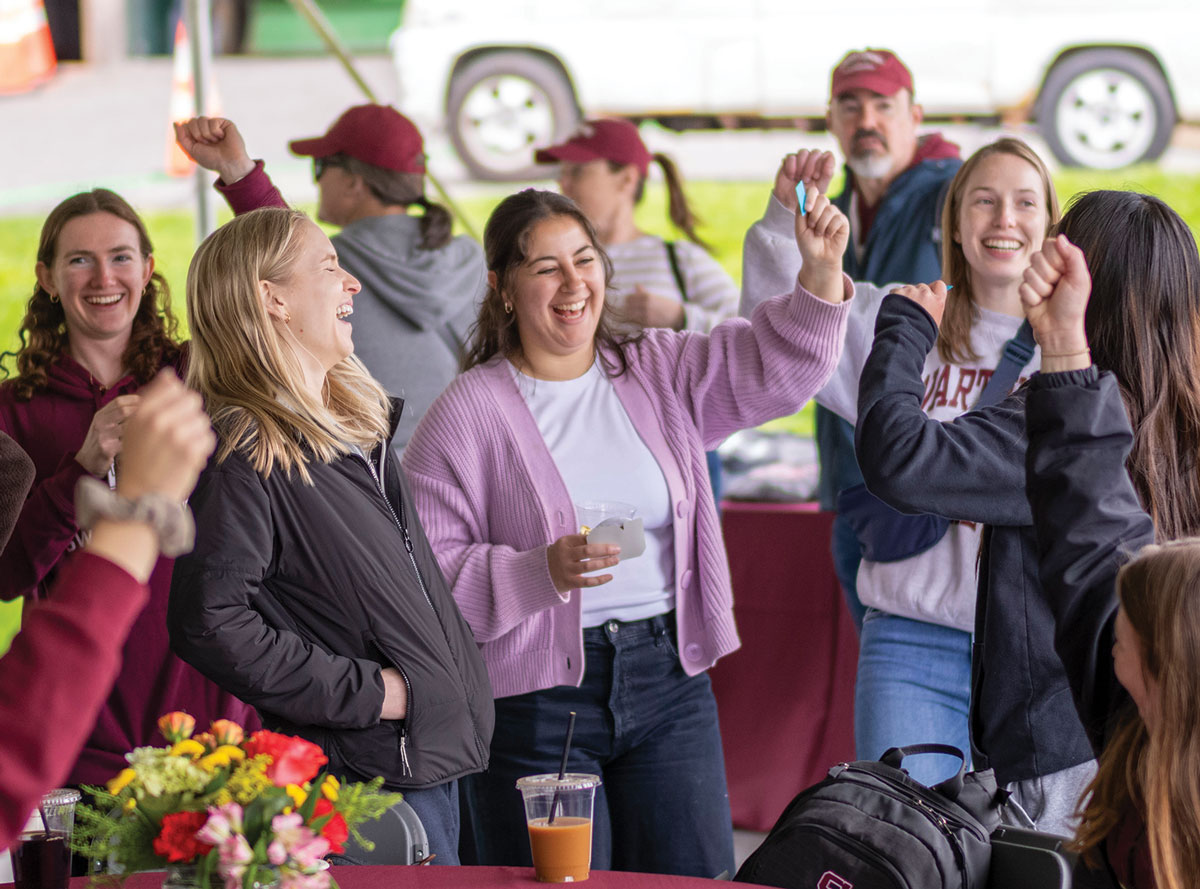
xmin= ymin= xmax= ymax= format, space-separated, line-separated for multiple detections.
xmin=680 ymin=570 xmax=694 ymax=589
xmin=684 ymin=643 xmax=704 ymax=662
xmin=676 ymin=501 xmax=687 ymax=518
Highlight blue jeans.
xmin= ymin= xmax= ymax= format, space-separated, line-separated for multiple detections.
xmin=459 ymin=613 xmax=735 ymax=878
xmin=854 ymin=609 xmax=972 ymax=786
xmin=401 ymin=781 xmax=460 ymax=866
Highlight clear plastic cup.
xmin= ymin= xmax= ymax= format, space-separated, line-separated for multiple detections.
xmin=12 ymin=789 xmax=80 ymax=889
xmin=576 ymin=501 xmax=636 ymax=535
xmin=516 ymin=774 xmax=601 ymax=882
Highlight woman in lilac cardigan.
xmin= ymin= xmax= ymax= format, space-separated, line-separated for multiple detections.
xmin=402 ymin=188 xmax=850 ymax=877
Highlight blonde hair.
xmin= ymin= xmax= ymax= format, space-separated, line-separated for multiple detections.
xmin=937 ymin=138 xmax=1060 ymax=364
xmin=1074 ymin=539 xmax=1200 ymax=889
xmin=185 ymin=207 xmax=390 ymax=483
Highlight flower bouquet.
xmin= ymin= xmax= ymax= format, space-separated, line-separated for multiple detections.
xmin=74 ymin=712 xmax=404 ymax=889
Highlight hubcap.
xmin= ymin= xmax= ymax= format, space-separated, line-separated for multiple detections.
xmin=1053 ymin=67 xmax=1158 ymax=169
xmin=457 ymin=74 xmax=558 ymax=175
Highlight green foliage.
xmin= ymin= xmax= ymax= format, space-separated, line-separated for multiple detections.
xmin=330 ymin=776 xmax=404 ymax=853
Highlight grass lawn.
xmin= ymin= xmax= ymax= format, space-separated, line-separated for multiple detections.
xmin=1 ymin=165 xmax=1198 ymax=647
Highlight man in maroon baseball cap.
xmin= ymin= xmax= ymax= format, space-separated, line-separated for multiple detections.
xmin=739 ymin=47 xmax=961 ymax=644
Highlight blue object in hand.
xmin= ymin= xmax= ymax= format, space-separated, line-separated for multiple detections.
xmin=795 ymin=183 xmax=806 ymax=216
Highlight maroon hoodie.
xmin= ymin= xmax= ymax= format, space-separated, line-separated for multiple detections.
xmin=0 ymin=354 xmax=258 ymax=785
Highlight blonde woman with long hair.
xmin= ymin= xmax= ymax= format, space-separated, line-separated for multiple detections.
xmin=167 ymin=207 xmax=494 ymax=866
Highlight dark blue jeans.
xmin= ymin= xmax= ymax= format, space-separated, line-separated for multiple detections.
xmin=459 ymin=613 xmax=735 ymax=878
xmin=402 ymin=780 xmax=460 ymax=866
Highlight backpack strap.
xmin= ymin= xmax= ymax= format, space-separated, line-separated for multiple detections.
xmin=881 ymin=744 xmax=968 ymax=798
xmin=974 ymin=320 xmax=1036 ymax=409
xmin=664 ymin=240 xmax=689 ymax=301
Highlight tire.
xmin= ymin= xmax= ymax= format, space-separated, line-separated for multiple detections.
xmin=1037 ymin=48 xmax=1176 ymax=169
xmin=446 ymin=51 xmax=580 ymax=181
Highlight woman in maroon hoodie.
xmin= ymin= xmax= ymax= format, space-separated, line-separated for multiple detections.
xmin=0 ymin=189 xmax=257 ymax=796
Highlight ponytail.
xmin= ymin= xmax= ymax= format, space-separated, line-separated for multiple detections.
xmin=415 ymin=196 xmax=454 ymax=251
xmin=652 ymin=153 xmax=711 ymax=251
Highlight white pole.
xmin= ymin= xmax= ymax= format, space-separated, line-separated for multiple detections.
xmin=186 ymin=0 xmax=217 ymax=242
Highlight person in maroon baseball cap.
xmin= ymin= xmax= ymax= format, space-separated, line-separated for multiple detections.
xmin=534 ymin=119 xmax=739 ymax=335
xmin=173 ymin=109 xmax=486 ymax=458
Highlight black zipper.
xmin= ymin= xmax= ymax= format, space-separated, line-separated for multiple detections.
xmin=835 ymin=764 xmax=989 ymax=843
xmin=359 ymin=448 xmax=489 ymax=775
xmin=358 ymin=452 xmax=436 ymax=613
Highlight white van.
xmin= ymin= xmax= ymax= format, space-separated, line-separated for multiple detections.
xmin=390 ymin=1 xmax=1199 ymax=180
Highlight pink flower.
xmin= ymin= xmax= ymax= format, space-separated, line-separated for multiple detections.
xmin=196 ymin=803 xmax=244 ymax=846
xmin=268 ymin=814 xmax=329 ymax=870
xmin=216 ymin=834 xmax=254 ymax=889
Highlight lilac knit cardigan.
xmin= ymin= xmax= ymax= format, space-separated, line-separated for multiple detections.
xmin=401 ymin=279 xmax=851 ymax=699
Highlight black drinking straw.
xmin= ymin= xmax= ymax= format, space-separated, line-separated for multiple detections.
xmin=547 ymin=711 xmax=577 ymax=825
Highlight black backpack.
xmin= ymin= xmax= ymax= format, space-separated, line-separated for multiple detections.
xmin=735 ymin=744 xmax=1011 ymax=889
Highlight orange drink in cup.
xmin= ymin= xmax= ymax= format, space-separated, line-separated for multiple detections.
xmin=517 ymin=774 xmax=601 ymax=882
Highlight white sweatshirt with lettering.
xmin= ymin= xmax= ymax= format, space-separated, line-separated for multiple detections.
xmin=741 ymin=196 xmax=1039 ymax=630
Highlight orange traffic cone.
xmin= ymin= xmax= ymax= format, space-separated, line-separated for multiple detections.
xmin=166 ymin=21 xmax=197 ymax=177
xmin=0 ymin=0 xmax=57 ymax=95
xmin=165 ymin=20 xmax=222 ymax=178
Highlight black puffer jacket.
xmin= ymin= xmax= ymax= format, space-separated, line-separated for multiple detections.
xmin=168 ymin=401 xmax=493 ymax=789
xmin=855 ymin=295 xmax=1094 ymax=784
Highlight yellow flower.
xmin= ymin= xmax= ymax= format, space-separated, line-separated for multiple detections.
xmin=157 ymin=712 xmax=196 ymax=743
xmin=169 ymin=739 xmax=207 ymax=758
xmin=106 ymin=768 xmax=137 ymax=795
xmin=285 ymin=784 xmax=307 ymax=809
xmin=226 ymin=755 xmax=271 ymax=805
xmin=210 ymin=720 xmax=245 ymax=747
xmin=123 ymin=798 xmax=137 ymax=813
xmin=197 ymin=745 xmax=247 ymax=771
xmin=321 ymin=775 xmax=339 ymax=802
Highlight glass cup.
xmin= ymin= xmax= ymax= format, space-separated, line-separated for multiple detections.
xmin=12 ymin=788 xmax=80 ymax=889
xmin=575 ymin=501 xmax=636 ymax=536
xmin=516 ymin=774 xmax=601 ymax=883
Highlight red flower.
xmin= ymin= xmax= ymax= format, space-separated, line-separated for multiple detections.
xmin=153 ymin=811 xmax=213 ymax=863
xmin=242 ymin=730 xmax=328 ymax=786
xmin=312 ymin=799 xmax=349 ymax=855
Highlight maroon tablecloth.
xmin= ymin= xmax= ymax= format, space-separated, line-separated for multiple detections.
xmin=710 ymin=501 xmax=858 ymax=832
xmin=18 ymin=865 xmax=770 ymax=888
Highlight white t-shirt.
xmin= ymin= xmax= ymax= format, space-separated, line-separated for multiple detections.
xmin=818 ymin=282 xmax=1040 ymax=632
xmin=510 ymin=360 xmax=676 ymax=627
xmin=606 ymin=235 xmax=739 ymax=333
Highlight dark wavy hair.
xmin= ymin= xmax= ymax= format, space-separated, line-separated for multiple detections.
xmin=462 ymin=189 xmax=638 ymax=375
xmin=1 ymin=189 xmax=180 ymax=400
xmin=1063 ymin=190 xmax=1200 ymax=540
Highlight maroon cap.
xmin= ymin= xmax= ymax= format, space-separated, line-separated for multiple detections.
xmin=534 ymin=119 xmax=652 ymax=177
xmin=289 ymin=104 xmax=426 ymax=174
xmin=830 ymin=49 xmax=914 ymax=100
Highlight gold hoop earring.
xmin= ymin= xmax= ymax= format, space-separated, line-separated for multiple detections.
xmin=49 ymin=293 xmax=60 ymax=303
xmin=503 ymin=302 xmax=513 ymax=314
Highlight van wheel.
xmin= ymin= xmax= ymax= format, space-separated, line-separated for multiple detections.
xmin=1037 ymin=48 xmax=1175 ymax=169
xmin=446 ymin=51 xmax=580 ymax=181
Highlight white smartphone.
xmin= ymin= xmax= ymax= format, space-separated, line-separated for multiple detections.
xmin=586 ymin=516 xmax=646 ymax=560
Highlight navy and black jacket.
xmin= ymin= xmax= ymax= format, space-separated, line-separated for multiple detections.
xmin=169 ymin=399 xmax=494 ymax=790
xmin=854 ymin=295 xmax=1095 ymax=783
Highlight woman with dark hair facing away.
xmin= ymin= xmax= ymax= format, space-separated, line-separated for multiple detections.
xmin=535 ymin=119 xmax=739 ymax=333
xmin=168 ymin=207 xmax=493 ymax=865
xmin=0 ymin=189 xmax=257 ymax=797
xmin=742 ymin=137 xmax=1059 ymax=786
xmin=1009 ymin=206 xmax=1200 ymax=889
xmin=855 ymin=189 xmax=1200 ymax=837
xmin=175 ymin=108 xmax=485 ymax=454
xmin=401 ymin=186 xmax=851 ymax=876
